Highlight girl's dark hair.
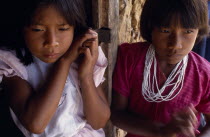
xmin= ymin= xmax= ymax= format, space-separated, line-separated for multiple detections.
xmin=140 ymin=0 xmax=209 ymax=44
xmin=0 ymin=0 xmax=88 ymax=65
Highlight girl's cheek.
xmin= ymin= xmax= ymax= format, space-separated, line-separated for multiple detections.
xmin=25 ymin=32 xmax=43 ymax=43
xmin=58 ymin=32 xmax=73 ymax=42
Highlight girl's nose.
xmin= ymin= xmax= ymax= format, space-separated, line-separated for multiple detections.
xmin=168 ymin=33 xmax=182 ymax=49
xmin=44 ymin=31 xmax=59 ymax=48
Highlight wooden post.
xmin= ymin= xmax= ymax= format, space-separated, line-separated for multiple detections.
xmin=90 ymin=0 xmax=119 ymax=137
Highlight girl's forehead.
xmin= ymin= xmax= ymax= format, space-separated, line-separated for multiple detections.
xmin=31 ymin=5 xmax=68 ymax=25
xmin=157 ymin=13 xmax=198 ymax=29
xmin=34 ymin=5 xmax=60 ymax=17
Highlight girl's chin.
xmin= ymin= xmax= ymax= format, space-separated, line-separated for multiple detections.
xmin=158 ymin=55 xmax=184 ymax=65
xmin=166 ymin=59 xmax=183 ymax=65
xmin=39 ymin=57 xmax=59 ymax=63
xmin=35 ymin=54 xmax=62 ymax=63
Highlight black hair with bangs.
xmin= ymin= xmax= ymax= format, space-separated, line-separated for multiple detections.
xmin=0 ymin=0 xmax=88 ymax=65
xmin=140 ymin=0 xmax=209 ymax=43
xmin=22 ymin=0 xmax=87 ymax=36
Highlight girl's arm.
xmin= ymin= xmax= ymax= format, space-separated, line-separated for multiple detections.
xmin=111 ymin=91 xmax=198 ymax=137
xmin=111 ymin=91 xmax=167 ymax=137
xmin=78 ymin=29 xmax=110 ymax=129
xmin=81 ymin=82 xmax=110 ymax=129
xmin=2 ymin=30 xmax=97 ymax=134
xmin=3 ymin=59 xmax=71 ymax=134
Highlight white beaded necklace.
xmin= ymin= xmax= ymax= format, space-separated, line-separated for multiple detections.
xmin=142 ymin=45 xmax=188 ymax=102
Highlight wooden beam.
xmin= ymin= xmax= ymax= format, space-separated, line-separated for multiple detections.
xmin=89 ymin=0 xmax=119 ymax=136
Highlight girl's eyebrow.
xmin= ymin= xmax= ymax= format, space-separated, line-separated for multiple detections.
xmin=30 ymin=23 xmax=69 ymax=26
xmin=58 ymin=23 xmax=70 ymax=26
xmin=31 ymin=22 xmax=44 ymax=26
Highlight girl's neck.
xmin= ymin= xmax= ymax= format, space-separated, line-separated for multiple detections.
xmin=157 ymin=60 xmax=177 ymax=78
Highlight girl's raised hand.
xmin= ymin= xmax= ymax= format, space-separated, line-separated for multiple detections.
xmin=77 ymin=29 xmax=98 ymax=80
xmin=62 ymin=29 xmax=98 ymax=65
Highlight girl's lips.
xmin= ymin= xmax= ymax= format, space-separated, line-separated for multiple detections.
xmin=167 ymin=54 xmax=182 ymax=57
xmin=44 ymin=53 xmax=60 ymax=58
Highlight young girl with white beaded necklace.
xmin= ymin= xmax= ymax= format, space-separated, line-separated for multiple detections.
xmin=111 ymin=0 xmax=210 ymax=137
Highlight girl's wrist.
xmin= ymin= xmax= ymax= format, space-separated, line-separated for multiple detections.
xmin=59 ymin=56 xmax=74 ymax=66
xmin=158 ymin=123 xmax=177 ymax=137
xmin=54 ymin=59 xmax=72 ymax=72
xmin=151 ymin=123 xmax=165 ymax=137
xmin=146 ymin=122 xmax=174 ymax=137
xmin=79 ymin=73 xmax=93 ymax=82
xmin=78 ymin=66 xmax=94 ymax=80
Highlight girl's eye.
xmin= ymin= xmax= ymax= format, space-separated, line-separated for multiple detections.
xmin=184 ymin=30 xmax=193 ymax=34
xmin=59 ymin=28 xmax=70 ymax=31
xmin=160 ymin=29 xmax=170 ymax=33
xmin=31 ymin=28 xmax=44 ymax=32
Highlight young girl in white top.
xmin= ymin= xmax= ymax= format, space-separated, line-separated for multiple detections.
xmin=0 ymin=0 xmax=110 ymax=136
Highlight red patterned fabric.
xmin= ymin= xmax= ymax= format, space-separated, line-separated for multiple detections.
xmin=112 ymin=42 xmax=210 ymax=137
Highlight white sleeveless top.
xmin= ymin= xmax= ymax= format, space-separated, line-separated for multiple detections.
xmin=0 ymin=47 xmax=107 ymax=137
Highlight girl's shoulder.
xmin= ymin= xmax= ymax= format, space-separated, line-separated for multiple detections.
xmin=188 ymin=51 xmax=210 ymax=77
xmin=117 ymin=42 xmax=150 ymax=61
xmin=119 ymin=42 xmax=150 ymax=51
xmin=0 ymin=49 xmax=28 ymax=82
